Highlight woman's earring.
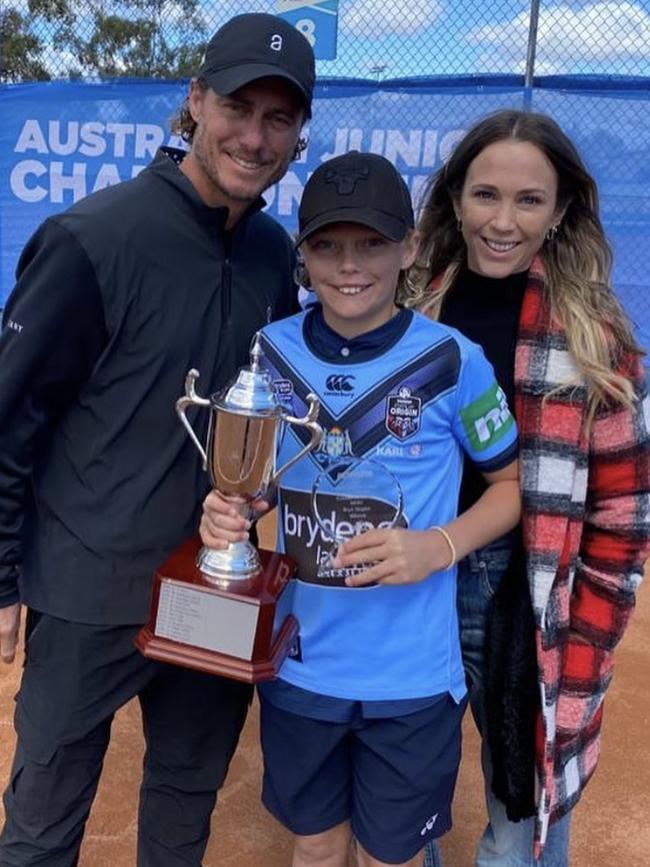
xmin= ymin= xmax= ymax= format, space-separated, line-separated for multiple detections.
xmin=546 ymin=224 xmax=559 ymax=241
xmin=456 ymin=217 xmax=463 ymax=232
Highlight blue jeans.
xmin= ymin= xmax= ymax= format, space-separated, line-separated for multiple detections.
xmin=424 ymin=537 xmax=571 ymax=867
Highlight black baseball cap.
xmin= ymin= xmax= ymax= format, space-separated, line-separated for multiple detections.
xmin=297 ymin=151 xmax=415 ymax=246
xmin=198 ymin=14 xmax=315 ymax=117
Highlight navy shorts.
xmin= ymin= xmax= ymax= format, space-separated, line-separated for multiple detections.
xmin=259 ymin=694 xmax=466 ymax=864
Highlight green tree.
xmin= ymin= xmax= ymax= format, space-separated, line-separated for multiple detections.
xmin=17 ymin=0 xmax=207 ymax=80
xmin=0 ymin=8 xmax=50 ymax=82
xmin=77 ymin=0 xmax=207 ymax=78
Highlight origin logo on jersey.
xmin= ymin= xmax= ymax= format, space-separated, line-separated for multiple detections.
xmin=385 ymin=386 xmax=422 ymax=440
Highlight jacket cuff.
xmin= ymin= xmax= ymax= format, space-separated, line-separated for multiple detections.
xmin=0 ymin=565 xmax=20 ymax=608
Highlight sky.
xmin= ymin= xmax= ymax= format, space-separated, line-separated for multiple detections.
xmin=270 ymin=0 xmax=650 ymax=79
xmin=7 ymin=0 xmax=650 ymax=80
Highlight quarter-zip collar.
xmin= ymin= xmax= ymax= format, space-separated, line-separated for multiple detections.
xmin=150 ymin=147 xmax=267 ymax=232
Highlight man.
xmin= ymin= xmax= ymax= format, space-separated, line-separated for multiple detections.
xmin=0 ymin=13 xmax=314 ymax=866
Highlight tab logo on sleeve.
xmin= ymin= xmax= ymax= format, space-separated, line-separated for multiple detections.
xmin=461 ymin=384 xmax=513 ymax=452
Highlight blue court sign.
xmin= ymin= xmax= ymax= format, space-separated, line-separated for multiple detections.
xmin=275 ymin=0 xmax=338 ymax=60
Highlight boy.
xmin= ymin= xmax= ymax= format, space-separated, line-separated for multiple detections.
xmin=201 ymin=151 xmax=520 ymax=867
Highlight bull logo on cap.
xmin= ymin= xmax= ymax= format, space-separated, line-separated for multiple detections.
xmin=324 ymin=166 xmax=369 ymax=195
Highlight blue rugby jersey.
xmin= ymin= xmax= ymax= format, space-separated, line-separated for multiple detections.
xmin=260 ymin=309 xmax=518 ymax=702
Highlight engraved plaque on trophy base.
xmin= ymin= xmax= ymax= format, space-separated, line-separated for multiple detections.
xmin=135 ymin=536 xmax=298 ymax=683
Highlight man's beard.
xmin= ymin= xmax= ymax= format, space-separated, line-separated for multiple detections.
xmin=192 ymin=129 xmax=291 ymax=204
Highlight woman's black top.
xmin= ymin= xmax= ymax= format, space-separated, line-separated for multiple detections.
xmin=440 ymin=263 xmax=527 ymax=513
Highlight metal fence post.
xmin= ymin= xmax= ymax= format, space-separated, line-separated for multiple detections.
xmin=523 ymin=0 xmax=541 ymax=109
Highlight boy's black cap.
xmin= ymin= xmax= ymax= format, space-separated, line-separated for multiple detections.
xmin=297 ymin=151 xmax=414 ymax=246
xmin=198 ymin=13 xmax=315 ymax=117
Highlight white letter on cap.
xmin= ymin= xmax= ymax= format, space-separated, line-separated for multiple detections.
xmin=270 ymin=34 xmax=283 ymax=51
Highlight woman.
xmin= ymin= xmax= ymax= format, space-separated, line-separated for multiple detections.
xmin=404 ymin=109 xmax=650 ymax=866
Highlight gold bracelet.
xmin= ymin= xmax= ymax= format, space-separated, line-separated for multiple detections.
xmin=431 ymin=525 xmax=457 ymax=569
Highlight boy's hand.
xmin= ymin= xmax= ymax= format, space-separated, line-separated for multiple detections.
xmin=199 ymin=490 xmax=270 ymax=550
xmin=335 ymin=528 xmax=454 ymax=588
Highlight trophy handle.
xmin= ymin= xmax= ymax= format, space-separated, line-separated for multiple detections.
xmin=272 ymin=392 xmax=323 ymax=486
xmin=176 ymin=369 xmax=211 ymax=468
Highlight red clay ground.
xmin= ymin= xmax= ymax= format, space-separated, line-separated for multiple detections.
xmin=1 ymin=526 xmax=648 ymax=865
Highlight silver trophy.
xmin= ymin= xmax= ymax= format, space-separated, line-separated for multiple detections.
xmin=177 ymin=334 xmax=322 ymax=584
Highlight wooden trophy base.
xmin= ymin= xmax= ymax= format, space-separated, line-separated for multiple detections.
xmin=134 ymin=536 xmax=298 ymax=683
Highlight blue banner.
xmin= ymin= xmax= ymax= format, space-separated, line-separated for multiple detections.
xmin=1 ymin=78 xmax=649 ymax=356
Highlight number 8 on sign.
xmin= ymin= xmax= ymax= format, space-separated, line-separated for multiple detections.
xmin=296 ymin=17 xmax=316 ymax=47
xmin=275 ymin=0 xmax=339 ymax=60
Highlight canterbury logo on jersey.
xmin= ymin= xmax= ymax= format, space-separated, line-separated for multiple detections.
xmin=325 ymin=374 xmax=355 ymax=394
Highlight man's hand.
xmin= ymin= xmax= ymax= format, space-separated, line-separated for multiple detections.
xmin=0 ymin=603 xmax=21 ymax=664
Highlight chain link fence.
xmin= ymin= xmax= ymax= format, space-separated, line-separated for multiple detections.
xmin=2 ymin=0 xmax=649 ymax=82
xmin=2 ymin=1 xmax=649 ymax=338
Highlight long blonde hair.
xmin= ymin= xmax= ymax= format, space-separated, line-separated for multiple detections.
xmin=404 ymin=110 xmax=642 ymax=419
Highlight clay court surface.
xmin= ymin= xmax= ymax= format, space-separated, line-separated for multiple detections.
xmin=1 ymin=532 xmax=649 ymax=865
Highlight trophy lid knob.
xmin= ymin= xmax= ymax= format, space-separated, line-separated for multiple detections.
xmin=249 ymin=334 xmax=265 ymax=371
xmin=213 ymin=333 xmax=280 ymax=415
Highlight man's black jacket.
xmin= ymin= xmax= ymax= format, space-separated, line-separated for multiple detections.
xmin=0 ymin=149 xmax=298 ymax=623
